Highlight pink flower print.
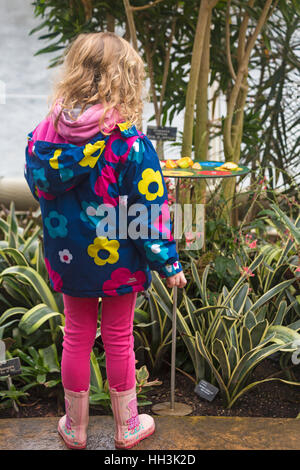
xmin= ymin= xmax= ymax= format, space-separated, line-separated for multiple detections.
xmin=248 ymin=240 xmax=257 ymax=249
xmin=105 ymin=135 xmax=129 ymax=164
xmin=102 ymin=267 xmax=146 ymax=295
xmin=36 ymin=187 xmax=56 ymax=200
xmin=295 ymin=267 xmax=300 ymax=273
xmin=153 ymin=200 xmax=173 ymax=240
xmin=28 ymin=138 xmax=34 ymax=156
xmin=44 ymin=257 xmax=63 ymax=292
xmin=94 ymin=165 xmax=119 ymax=206
xmin=241 ymin=266 xmax=255 ymax=278
xmin=65 ymin=398 xmax=72 ymax=431
xmin=126 ymin=398 xmax=140 ymax=432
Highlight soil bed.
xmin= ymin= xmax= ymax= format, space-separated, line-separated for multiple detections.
xmin=0 ymin=359 xmax=299 ymax=420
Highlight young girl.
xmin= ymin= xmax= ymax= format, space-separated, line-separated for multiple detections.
xmin=24 ymin=32 xmax=186 ymax=450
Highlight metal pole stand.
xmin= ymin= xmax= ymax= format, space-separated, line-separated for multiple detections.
xmin=152 ymin=178 xmax=192 ymax=416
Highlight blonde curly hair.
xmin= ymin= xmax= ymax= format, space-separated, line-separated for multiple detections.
xmin=50 ymin=32 xmax=146 ymax=133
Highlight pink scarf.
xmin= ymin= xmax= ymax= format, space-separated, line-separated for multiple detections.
xmin=32 ymin=101 xmax=123 ymax=147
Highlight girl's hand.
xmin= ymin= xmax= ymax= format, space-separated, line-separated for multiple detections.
xmin=166 ymin=271 xmax=187 ymax=289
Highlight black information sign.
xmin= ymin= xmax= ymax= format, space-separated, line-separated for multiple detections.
xmin=194 ymin=379 xmax=219 ymax=402
xmin=146 ymin=126 xmax=177 ymax=141
xmin=0 ymin=357 xmax=21 ymax=377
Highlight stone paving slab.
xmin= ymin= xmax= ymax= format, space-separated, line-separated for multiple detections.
xmin=0 ymin=415 xmax=299 ymax=450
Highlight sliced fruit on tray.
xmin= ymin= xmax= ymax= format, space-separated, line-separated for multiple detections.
xmin=165 ymin=159 xmax=178 ymax=168
xmin=177 ymin=157 xmax=194 ymax=168
xmin=217 ymin=161 xmax=242 ymax=171
xmin=192 ymin=162 xmax=202 ymax=169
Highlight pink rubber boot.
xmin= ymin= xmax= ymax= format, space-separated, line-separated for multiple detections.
xmin=58 ymin=388 xmax=89 ymax=450
xmin=110 ymin=385 xmax=155 ymax=449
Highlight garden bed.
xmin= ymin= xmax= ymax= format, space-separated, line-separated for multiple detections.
xmin=1 ymin=358 xmax=299 ymax=420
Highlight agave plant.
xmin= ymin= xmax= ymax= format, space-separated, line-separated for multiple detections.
xmin=133 ymin=289 xmax=174 ymax=374
xmin=0 ymin=205 xmax=59 ymax=309
xmin=192 ymin=256 xmax=300 ymax=407
xmin=148 ymin=250 xmax=300 ymax=408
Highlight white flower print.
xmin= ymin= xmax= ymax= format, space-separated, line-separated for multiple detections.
xmin=86 ymin=205 xmax=97 ymax=216
xmin=59 ymin=249 xmax=73 ymax=264
xmin=133 ymin=140 xmax=140 ymax=152
xmin=151 ymin=243 xmax=161 ymax=254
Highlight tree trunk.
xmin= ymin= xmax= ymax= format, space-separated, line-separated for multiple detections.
xmin=123 ymin=0 xmax=138 ymax=51
xmin=155 ymin=12 xmax=177 ymax=160
xmin=221 ymin=0 xmax=274 ymax=222
xmin=195 ymin=8 xmax=211 ymax=160
xmin=106 ymin=13 xmax=115 ymax=32
xmin=192 ymin=8 xmax=212 ymax=249
xmin=181 ymin=0 xmax=211 ymax=157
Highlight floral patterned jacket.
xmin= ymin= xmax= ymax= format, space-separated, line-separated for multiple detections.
xmin=24 ymin=122 xmax=182 ymax=297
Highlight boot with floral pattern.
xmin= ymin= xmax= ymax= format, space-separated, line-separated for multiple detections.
xmin=58 ymin=388 xmax=89 ymax=450
xmin=110 ymin=385 xmax=155 ymax=449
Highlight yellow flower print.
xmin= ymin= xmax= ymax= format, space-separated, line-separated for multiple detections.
xmin=49 ymin=149 xmax=62 ymax=169
xmin=117 ymin=121 xmax=132 ymax=132
xmin=79 ymin=140 xmax=106 ymax=168
xmin=138 ymin=168 xmax=164 ymax=201
xmin=87 ymin=236 xmax=120 ymax=266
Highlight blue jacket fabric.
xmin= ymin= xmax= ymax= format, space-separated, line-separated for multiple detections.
xmin=24 ymin=122 xmax=182 ymax=298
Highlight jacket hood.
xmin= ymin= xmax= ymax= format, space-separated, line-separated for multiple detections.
xmin=51 ymin=101 xmax=123 ymax=145
xmin=25 ymin=121 xmax=139 ymax=199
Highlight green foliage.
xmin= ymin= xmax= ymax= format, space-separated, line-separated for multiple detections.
xmin=0 ymin=205 xmax=162 ymax=411
xmin=244 ymin=2 xmax=300 ymax=188
xmin=183 ymin=256 xmax=300 ymax=408
xmin=134 ymin=200 xmax=300 ymax=407
xmin=11 ymin=344 xmax=61 ymax=388
xmin=29 ymin=1 xmax=300 ymax=197
xmin=88 ymin=347 xmax=162 ymax=409
xmin=1 ymin=197 xmax=299 ymax=411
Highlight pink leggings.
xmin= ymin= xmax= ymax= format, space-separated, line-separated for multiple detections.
xmin=61 ymin=292 xmax=137 ymax=392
